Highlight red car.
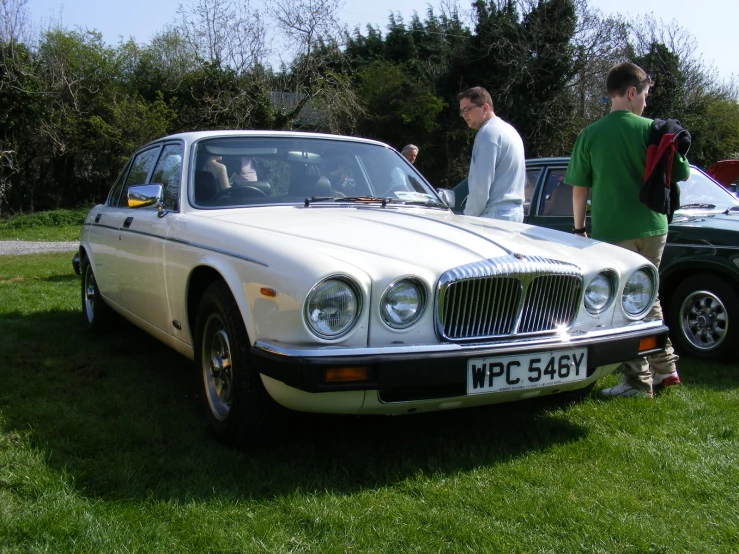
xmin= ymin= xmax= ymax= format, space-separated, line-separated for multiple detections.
xmin=707 ymin=160 xmax=739 ymax=197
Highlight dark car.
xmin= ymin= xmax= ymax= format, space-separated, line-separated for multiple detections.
xmin=449 ymin=157 xmax=739 ymax=361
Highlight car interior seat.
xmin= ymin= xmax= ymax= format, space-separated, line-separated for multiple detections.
xmin=194 ymin=170 xmax=218 ymax=203
xmin=289 ymin=167 xmax=337 ymax=198
xmin=308 ymin=175 xmax=335 ymax=197
xmin=542 ymin=182 xmax=573 ymax=216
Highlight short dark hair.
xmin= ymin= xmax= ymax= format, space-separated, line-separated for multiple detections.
xmin=457 ymin=87 xmax=494 ymax=111
xmin=606 ymin=62 xmax=654 ymax=97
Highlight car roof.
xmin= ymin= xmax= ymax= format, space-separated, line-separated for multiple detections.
xmin=526 ymin=157 xmax=570 ymax=166
xmin=143 ymin=130 xmax=392 ymax=150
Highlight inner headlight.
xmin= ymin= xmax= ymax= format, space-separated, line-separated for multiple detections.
xmin=304 ymin=277 xmax=361 ymax=339
xmin=622 ymin=268 xmax=656 ymax=317
xmin=584 ymin=272 xmax=614 ymax=314
xmin=380 ymin=278 xmax=426 ymax=328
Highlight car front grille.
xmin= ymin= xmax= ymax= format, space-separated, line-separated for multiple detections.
xmin=436 ymin=255 xmax=582 ymax=341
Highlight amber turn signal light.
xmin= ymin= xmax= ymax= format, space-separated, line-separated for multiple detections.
xmin=638 ymin=336 xmax=658 ymax=353
xmin=322 ymin=367 xmax=371 ymax=383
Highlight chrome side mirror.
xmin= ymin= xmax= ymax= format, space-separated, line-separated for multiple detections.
xmin=127 ymin=184 xmax=164 ymax=209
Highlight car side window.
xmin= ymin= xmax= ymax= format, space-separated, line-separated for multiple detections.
xmin=107 ymin=169 xmax=127 ymax=207
xmin=540 ymin=168 xmax=570 ymax=216
xmin=151 ymin=144 xmax=184 ymax=211
xmin=117 ymin=147 xmax=160 ymax=207
xmin=524 ymin=168 xmax=541 ymax=215
xmin=539 ymin=168 xmax=592 ymax=216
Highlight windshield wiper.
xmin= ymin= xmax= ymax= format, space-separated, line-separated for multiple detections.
xmin=304 ymin=196 xmax=390 ymax=207
xmin=334 ymin=196 xmax=390 ymax=206
xmin=304 ymin=196 xmax=447 ymax=209
xmin=679 ymin=203 xmax=716 ymax=210
xmin=303 ymin=196 xmax=336 ymax=206
xmin=384 ymin=198 xmax=448 ymax=208
xmin=337 ymin=196 xmax=447 ymax=208
xmin=723 ymin=206 xmax=739 ymax=215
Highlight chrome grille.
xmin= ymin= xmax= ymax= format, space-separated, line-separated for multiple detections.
xmin=437 ymin=255 xmax=582 ymax=341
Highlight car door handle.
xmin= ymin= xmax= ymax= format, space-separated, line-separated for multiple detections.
xmin=123 ymin=217 xmax=133 ymax=228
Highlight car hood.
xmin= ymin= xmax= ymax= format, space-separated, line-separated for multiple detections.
xmin=669 ymin=209 xmax=739 ymax=245
xmin=195 ymin=206 xmax=637 ymax=276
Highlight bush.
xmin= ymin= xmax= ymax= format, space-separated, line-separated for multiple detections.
xmin=0 ymin=208 xmax=89 ymax=230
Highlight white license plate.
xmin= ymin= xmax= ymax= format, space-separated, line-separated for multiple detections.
xmin=467 ymin=347 xmax=588 ymax=395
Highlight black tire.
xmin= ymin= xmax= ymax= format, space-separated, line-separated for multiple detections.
xmin=553 ymin=383 xmax=595 ymax=404
xmin=667 ymin=273 xmax=739 ymax=360
xmin=194 ymin=280 xmax=283 ymax=446
xmin=80 ymin=254 xmax=113 ymax=332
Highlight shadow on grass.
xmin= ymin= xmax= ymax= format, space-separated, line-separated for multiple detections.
xmin=1 ymin=309 xmax=735 ymax=505
xmin=0 ymin=273 xmax=78 ymax=284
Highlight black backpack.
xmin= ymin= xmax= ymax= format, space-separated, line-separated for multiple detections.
xmin=641 ymin=118 xmax=691 ymax=223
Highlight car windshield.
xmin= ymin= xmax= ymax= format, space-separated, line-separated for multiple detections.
xmin=677 ymin=167 xmax=739 ymax=211
xmin=190 ymin=136 xmax=441 ymax=208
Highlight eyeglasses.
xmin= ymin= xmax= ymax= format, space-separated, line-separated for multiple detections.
xmin=459 ymin=104 xmax=482 ymax=117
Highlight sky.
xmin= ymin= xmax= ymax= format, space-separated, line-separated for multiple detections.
xmin=24 ymin=0 xmax=739 ymax=83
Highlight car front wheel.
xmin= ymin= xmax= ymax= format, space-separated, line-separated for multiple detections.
xmin=194 ymin=280 xmax=282 ymax=446
xmin=668 ymin=273 xmax=738 ymax=360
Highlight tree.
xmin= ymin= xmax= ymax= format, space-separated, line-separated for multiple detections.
xmin=628 ymin=15 xmax=739 ymax=167
xmin=0 ymin=0 xmax=36 ymax=211
xmin=633 ymin=41 xmax=685 ymax=119
xmin=268 ymin=0 xmax=363 ymax=133
xmin=176 ymin=0 xmax=267 ymax=72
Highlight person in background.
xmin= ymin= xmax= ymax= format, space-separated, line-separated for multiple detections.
xmin=401 ymin=144 xmax=419 ymax=164
xmin=458 ymin=86 xmax=526 ymax=222
xmin=564 ymin=61 xmax=690 ymax=399
xmin=232 ymin=157 xmax=258 ymax=185
xmin=202 ymin=155 xmax=230 ymax=192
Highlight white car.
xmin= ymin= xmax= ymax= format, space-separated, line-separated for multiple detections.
xmin=78 ymin=131 xmax=669 ymax=445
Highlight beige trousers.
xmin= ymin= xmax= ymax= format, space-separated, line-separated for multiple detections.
xmin=613 ymin=234 xmax=678 ymax=392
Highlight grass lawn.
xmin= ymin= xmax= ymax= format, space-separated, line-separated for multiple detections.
xmin=1 ymin=253 xmax=737 ymax=553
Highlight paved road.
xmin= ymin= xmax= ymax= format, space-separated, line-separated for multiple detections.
xmin=0 ymin=240 xmax=79 ymax=256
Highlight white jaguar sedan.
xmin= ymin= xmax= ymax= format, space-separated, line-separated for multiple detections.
xmin=78 ymin=130 xmax=668 ymax=445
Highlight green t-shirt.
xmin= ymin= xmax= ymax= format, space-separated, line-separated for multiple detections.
xmin=564 ymin=111 xmax=690 ymax=243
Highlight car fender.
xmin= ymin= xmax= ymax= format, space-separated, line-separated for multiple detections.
xmin=659 ymin=252 xmax=739 ymax=309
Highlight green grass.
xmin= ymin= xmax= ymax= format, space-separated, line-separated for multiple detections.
xmin=0 ymin=209 xmax=88 ymax=241
xmin=1 ymin=253 xmax=738 ymax=553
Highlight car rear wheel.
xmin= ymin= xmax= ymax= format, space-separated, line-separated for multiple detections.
xmin=194 ymin=280 xmax=283 ymax=446
xmin=80 ymin=254 xmax=113 ymax=332
xmin=668 ymin=274 xmax=738 ymax=360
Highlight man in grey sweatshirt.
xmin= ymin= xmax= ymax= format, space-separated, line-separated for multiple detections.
xmin=458 ymin=87 xmax=526 ymax=222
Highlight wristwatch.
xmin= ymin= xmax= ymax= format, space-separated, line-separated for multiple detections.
xmin=572 ymin=226 xmax=587 ymax=234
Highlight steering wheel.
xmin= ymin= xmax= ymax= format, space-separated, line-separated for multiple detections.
xmin=214 ymin=185 xmax=268 ymax=201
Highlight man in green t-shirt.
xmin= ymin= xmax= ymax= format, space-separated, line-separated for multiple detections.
xmin=564 ymin=62 xmax=690 ymax=399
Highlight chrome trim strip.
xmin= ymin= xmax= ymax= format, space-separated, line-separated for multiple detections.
xmin=665 ymin=243 xmax=739 ymax=251
xmin=166 ymin=236 xmax=269 ymax=267
xmin=253 ymin=319 xmax=666 ymax=358
xmin=85 ymin=223 xmax=268 ymax=267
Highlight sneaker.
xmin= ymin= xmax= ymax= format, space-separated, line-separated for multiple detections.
xmin=601 ymin=381 xmax=653 ymax=399
xmin=653 ymin=371 xmax=681 ymax=389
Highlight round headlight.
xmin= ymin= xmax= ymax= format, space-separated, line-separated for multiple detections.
xmin=584 ymin=272 xmax=614 ymax=314
xmin=622 ymin=268 xmax=655 ymax=317
xmin=380 ymin=278 xmax=426 ymax=329
xmin=304 ymin=277 xmax=361 ymax=338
